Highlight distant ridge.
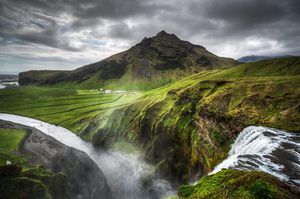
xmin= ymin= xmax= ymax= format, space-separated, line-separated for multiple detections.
xmin=238 ymin=55 xmax=293 ymax=63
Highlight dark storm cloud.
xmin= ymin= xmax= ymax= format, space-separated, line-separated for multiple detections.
xmin=185 ymin=0 xmax=300 ymax=37
xmin=0 ymin=0 xmax=172 ymax=48
xmin=0 ymin=0 xmax=82 ymax=51
xmin=200 ymin=0 xmax=285 ymax=28
xmin=72 ymin=0 xmax=172 ymax=19
xmin=0 ymin=0 xmax=300 ymax=72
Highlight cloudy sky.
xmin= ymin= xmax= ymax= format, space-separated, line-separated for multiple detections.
xmin=0 ymin=0 xmax=299 ymax=72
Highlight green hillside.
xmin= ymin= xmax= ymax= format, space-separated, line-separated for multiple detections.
xmin=2 ymin=57 xmax=300 ymax=185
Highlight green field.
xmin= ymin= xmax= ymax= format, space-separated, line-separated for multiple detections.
xmin=0 ymin=87 xmax=144 ymax=138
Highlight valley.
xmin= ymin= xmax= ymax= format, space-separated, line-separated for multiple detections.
xmin=0 ymin=55 xmax=300 ymax=198
xmin=0 ymin=32 xmax=299 ymax=199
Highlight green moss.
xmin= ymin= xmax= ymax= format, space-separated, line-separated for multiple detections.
xmin=249 ymin=180 xmax=275 ymax=199
xmin=0 ymin=165 xmax=68 ymax=199
xmin=111 ymin=140 xmax=139 ymax=154
xmin=0 ymin=128 xmax=26 ymax=151
xmin=178 ymin=184 xmax=197 ymax=198
xmin=178 ymin=170 xmax=299 ymax=199
xmin=0 ymin=128 xmax=27 ymax=165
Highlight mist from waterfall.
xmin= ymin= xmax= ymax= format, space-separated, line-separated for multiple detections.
xmin=0 ymin=113 xmax=176 ymax=199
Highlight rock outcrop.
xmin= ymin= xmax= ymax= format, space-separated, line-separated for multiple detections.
xmin=0 ymin=120 xmax=112 ymax=199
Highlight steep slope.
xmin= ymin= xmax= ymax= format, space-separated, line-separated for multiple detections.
xmin=89 ymin=57 xmax=300 ymax=183
xmin=0 ymin=121 xmax=69 ymax=199
xmin=19 ymin=31 xmax=237 ymax=90
xmin=0 ymin=120 xmax=112 ymax=199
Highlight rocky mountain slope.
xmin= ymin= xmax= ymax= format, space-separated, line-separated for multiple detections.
xmin=19 ymin=31 xmax=237 ymax=90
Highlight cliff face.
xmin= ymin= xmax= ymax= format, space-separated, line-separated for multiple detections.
xmin=18 ymin=31 xmax=238 ymax=90
xmin=18 ymin=70 xmax=69 ymax=86
xmin=0 ymin=120 xmax=112 ymax=199
xmin=89 ymin=57 xmax=300 ymax=184
xmin=21 ymin=131 xmax=112 ymax=199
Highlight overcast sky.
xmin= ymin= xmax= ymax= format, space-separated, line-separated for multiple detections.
xmin=0 ymin=0 xmax=299 ymax=72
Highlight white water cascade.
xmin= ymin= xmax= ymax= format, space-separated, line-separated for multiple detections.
xmin=211 ymin=126 xmax=300 ymax=187
xmin=0 ymin=113 xmax=176 ymax=199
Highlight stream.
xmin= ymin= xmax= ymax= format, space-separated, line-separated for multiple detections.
xmin=0 ymin=113 xmax=299 ymax=198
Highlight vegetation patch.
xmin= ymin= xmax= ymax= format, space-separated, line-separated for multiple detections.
xmin=178 ymin=169 xmax=299 ymax=199
xmin=0 ymin=57 xmax=299 ymax=184
xmin=0 ymin=124 xmax=69 ymax=199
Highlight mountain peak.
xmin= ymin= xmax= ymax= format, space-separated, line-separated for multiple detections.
xmin=156 ymin=30 xmax=168 ymax=36
xmin=154 ymin=30 xmax=179 ymax=40
xmin=139 ymin=30 xmax=181 ymax=48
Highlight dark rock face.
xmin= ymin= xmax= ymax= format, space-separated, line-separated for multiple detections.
xmin=18 ymin=70 xmax=69 ymax=86
xmin=21 ymin=130 xmax=112 ymax=199
xmin=0 ymin=164 xmax=22 ymax=177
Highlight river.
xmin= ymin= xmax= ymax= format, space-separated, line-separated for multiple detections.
xmin=0 ymin=113 xmax=299 ymax=198
xmin=0 ymin=113 xmax=176 ymax=199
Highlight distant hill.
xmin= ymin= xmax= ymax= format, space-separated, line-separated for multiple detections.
xmin=19 ymin=31 xmax=238 ymax=90
xmin=238 ymin=55 xmax=293 ymax=63
xmin=219 ymin=56 xmax=300 ymax=77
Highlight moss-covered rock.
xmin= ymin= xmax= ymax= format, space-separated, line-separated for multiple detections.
xmin=178 ymin=169 xmax=300 ymax=199
xmin=0 ymin=123 xmax=69 ymax=199
xmin=0 ymin=164 xmax=68 ymax=199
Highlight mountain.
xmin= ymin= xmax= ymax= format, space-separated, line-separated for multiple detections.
xmin=19 ymin=31 xmax=238 ymax=90
xmin=238 ymin=55 xmax=293 ymax=63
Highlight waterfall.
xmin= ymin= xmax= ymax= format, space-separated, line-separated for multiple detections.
xmin=211 ymin=126 xmax=300 ymax=187
xmin=2 ymin=113 xmax=299 ymax=194
xmin=0 ymin=113 xmax=176 ymax=199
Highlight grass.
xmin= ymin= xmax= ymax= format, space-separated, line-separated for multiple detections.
xmin=0 ymin=128 xmax=27 ymax=166
xmin=0 ymin=86 xmax=144 ymax=136
xmin=0 ymin=128 xmax=26 ymax=152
